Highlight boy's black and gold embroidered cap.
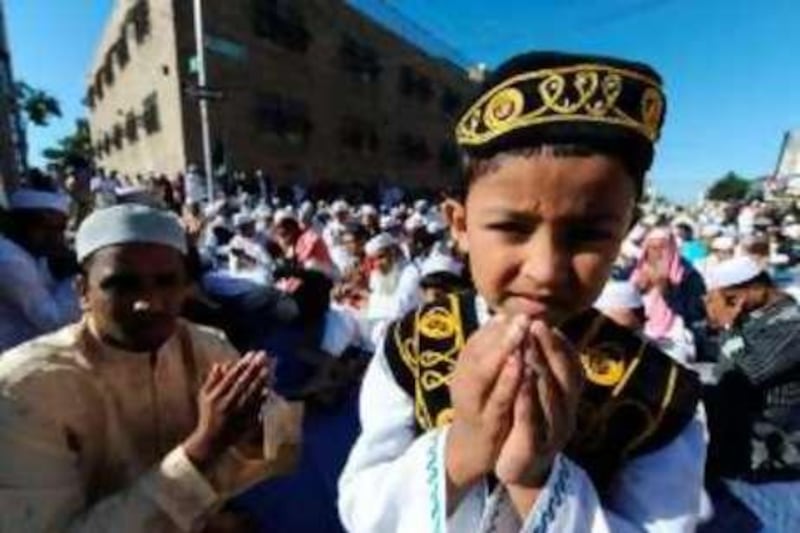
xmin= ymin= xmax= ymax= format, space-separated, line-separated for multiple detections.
xmin=455 ymin=51 xmax=666 ymax=177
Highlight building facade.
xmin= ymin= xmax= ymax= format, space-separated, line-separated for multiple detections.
xmin=87 ymin=0 xmax=476 ymax=190
xmin=0 ymin=0 xmax=24 ymax=193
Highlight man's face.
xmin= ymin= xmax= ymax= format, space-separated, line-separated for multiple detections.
xmin=446 ymin=153 xmax=636 ymax=325
xmin=16 ymin=209 xmax=68 ymax=257
xmin=342 ymin=233 xmax=363 ymax=257
xmin=373 ymin=248 xmax=396 ymax=275
xmin=704 ymin=288 xmax=744 ymax=330
xmin=79 ymin=243 xmax=188 ymax=352
xmin=274 ymin=222 xmax=300 ymax=249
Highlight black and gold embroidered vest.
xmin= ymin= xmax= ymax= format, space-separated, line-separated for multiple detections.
xmin=384 ymin=291 xmax=701 ymax=491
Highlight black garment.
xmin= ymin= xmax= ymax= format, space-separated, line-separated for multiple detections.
xmin=383 ymin=291 xmax=701 ymax=491
xmin=705 ymin=295 xmax=800 ymax=482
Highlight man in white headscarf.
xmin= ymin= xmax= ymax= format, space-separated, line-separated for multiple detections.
xmin=0 ymin=189 xmax=80 ymax=351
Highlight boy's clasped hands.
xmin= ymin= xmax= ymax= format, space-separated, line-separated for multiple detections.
xmin=445 ymin=314 xmax=585 ymax=516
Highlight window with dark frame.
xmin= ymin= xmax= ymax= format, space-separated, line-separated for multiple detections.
xmin=125 ymin=112 xmax=138 ymax=143
xmin=112 ymin=124 xmax=124 ymax=149
xmin=396 ymin=133 xmax=430 ymax=163
xmin=251 ymin=0 xmax=311 ymax=53
xmin=439 ymin=142 xmax=459 ymax=170
xmin=339 ymin=35 xmax=381 ymax=83
xmin=399 ymin=65 xmax=433 ymax=103
xmin=130 ymin=0 xmax=151 ymax=44
xmin=339 ymin=116 xmax=380 ymax=155
xmin=441 ymin=88 xmax=462 ymax=116
xmin=255 ymin=93 xmax=312 ymax=146
xmin=116 ymin=34 xmax=130 ymax=69
xmin=142 ymin=93 xmax=160 ymax=134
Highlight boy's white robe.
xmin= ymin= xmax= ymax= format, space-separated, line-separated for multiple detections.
xmin=339 ymin=296 xmax=708 ymax=533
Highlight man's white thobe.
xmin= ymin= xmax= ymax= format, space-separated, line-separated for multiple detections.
xmin=0 ymin=319 xmax=282 ymax=532
xmin=339 ymin=295 xmax=708 ymax=532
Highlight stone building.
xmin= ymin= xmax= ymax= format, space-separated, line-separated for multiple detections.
xmin=0 ymin=0 xmax=25 ymax=194
xmin=86 ymin=0 xmax=476 ymax=191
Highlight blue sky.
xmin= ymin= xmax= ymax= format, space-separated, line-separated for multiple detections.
xmin=6 ymin=0 xmax=800 ymax=202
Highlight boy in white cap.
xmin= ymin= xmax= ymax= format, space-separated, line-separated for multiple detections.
xmin=0 ymin=188 xmax=80 ymax=351
xmin=0 ymin=204 xmax=300 ymax=532
xmin=702 ymin=255 xmax=800 ymax=530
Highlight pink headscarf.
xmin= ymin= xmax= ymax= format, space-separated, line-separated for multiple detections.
xmin=631 ymin=228 xmax=685 ymax=339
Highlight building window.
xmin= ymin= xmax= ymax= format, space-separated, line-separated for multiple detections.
xmin=125 ymin=112 xmax=139 ymax=143
xmin=86 ymin=88 xmax=96 ymax=110
xmin=129 ymin=0 xmax=151 ymax=44
xmin=399 ymin=66 xmax=433 ymax=103
xmin=339 ymin=36 xmax=381 ymax=83
xmin=142 ymin=93 xmax=160 ymax=134
xmin=102 ymin=60 xmax=114 ymax=88
xmin=255 ymin=93 xmax=312 ymax=146
xmin=116 ymin=34 xmax=130 ymax=69
xmin=251 ymin=0 xmax=311 ymax=53
xmin=441 ymin=88 xmax=462 ymax=116
xmin=102 ymin=133 xmax=112 ymax=154
xmin=112 ymin=124 xmax=124 ymax=150
xmin=396 ymin=133 xmax=430 ymax=162
xmin=439 ymin=142 xmax=459 ymax=170
xmin=94 ymin=76 xmax=104 ymax=101
xmin=339 ymin=116 xmax=379 ymax=155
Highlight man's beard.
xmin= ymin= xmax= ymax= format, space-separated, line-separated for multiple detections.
xmin=372 ymin=264 xmax=402 ymax=295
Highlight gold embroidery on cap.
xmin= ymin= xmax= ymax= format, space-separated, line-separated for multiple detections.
xmin=456 ymin=64 xmax=664 ymax=146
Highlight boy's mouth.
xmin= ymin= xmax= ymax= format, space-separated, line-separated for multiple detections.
xmin=503 ymin=293 xmax=553 ymax=320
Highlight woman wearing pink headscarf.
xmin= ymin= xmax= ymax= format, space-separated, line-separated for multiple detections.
xmin=632 ymin=227 xmax=707 ymax=362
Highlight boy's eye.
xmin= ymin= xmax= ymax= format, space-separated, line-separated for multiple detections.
xmin=566 ymin=226 xmax=615 ymax=246
xmin=486 ymin=220 xmax=533 ymax=237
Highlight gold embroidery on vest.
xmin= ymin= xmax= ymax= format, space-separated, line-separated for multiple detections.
xmin=407 ymin=294 xmax=465 ymax=430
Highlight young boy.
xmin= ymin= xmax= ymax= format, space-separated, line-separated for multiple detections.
xmin=339 ymin=51 xmax=705 ymax=532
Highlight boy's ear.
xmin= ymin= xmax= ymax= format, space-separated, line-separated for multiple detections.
xmin=442 ymin=198 xmax=469 ymax=254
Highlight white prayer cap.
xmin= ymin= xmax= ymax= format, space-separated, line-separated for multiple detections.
xmin=9 ymin=188 xmax=70 ymax=215
xmin=627 ymin=224 xmax=648 ymax=243
xmin=76 ymin=204 xmax=187 ymax=263
xmin=331 ymin=200 xmax=349 ymax=214
xmin=594 ymin=280 xmax=644 ymax=311
xmin=711 ymin=236 xmax=736 ymax=252
xmin=360 ymin=204 xmax=378 ymax=216
xmin=644 ymin=227 xmax=672 ymax=241
xmin=620 ymin=240 xmax=642 ymax=260
xmin=426 ymin=219 xmax=447 ymax=234
xmin=704 ymin=256 xmax=764 ymax=291
xmin=365 ymin=233 xmax=397 ymax=257
xmin=255 ymin=205 xmax=273 ymax=218
xmin=404 ymin=213 xmax=426 ymax=232
xmin=232 ymin=212 xmax=254 ymax=227
xmin=380 ymin=215 xmax=400 ymax=231
xmin=414 ymin=199 xmax=429 ymax=211
xmin=701 ymin=225 xmax=722 ymax=239
xmin=421 ymin=254 xmax=463 ymax=277
xmin=274 ymin=208 xmax=297 ymax=224
xmin=783 ymin=224 xmax=800 ymax=240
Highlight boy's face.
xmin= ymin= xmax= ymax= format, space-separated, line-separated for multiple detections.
xmin=446 ymin=153 xmax=636 ymax=325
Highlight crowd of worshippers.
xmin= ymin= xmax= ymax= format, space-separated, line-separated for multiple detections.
xmin=2 ymin=170 xmax=800 ymax=530
xmin=3 ymin=53 xmax=800 ymax=532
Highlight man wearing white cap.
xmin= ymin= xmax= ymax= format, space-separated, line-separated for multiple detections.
xmin=228 ymin=211 xmax=275 ymax=285
xmin=702 ymin=255 xmax=800 ymax=529
xmin=364 ymin=233 xmax=421 ymax=331
xmin=0 ymin=204 xmax=300 ymax=531
xmin=0 ymin=188 xmax=80 ymax=351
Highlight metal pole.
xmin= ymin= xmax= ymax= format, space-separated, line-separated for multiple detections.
xmin=192 ymin=0 xmax=214 ymax=201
